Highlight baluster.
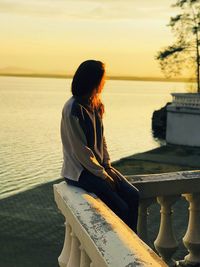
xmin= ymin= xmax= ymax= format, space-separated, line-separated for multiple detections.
xmin=154 ymin=195 xmax=179 ymax=267
xmin=137 ymin=197 xmax=155 ymax=245
xmin=58 ymin=222 xmax=72 ymax=267
xmin=67 ymin=231 xmax=80 ymax=267
xmin=179 ymin=193 xmax=200 ymax=266
xmin=80 ymin=245 xmax=91 ymax=267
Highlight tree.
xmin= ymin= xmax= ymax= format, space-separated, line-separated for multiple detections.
xmin=156 ymin=0 xmax=200 ymax=92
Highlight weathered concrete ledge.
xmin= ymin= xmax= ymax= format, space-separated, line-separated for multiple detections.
xmin=54 ymin=181 xmax=167 ymax=267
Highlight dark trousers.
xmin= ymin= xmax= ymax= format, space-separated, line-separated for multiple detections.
xmin=65 ymin=168 xmax=139 ymax=233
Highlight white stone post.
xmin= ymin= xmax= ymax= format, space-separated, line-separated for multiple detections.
xmin=181 ymin=193 xmax=200 ymax=266
xmin=80 ymin=245 xmax=91 ymax=267
xmin=67 ymin=231 xmax=80 ymax=267
xmin=154 ymin=195 xmax=179 ymax=266
xmin=137 ymin=197 xmax=155 ymax=245
xmin=58 ymin=222 xmax=72 ymax=267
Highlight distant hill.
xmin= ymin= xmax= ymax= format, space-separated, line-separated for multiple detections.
xmin=0 ymin=67 xmax=35 ymax=74
xmin=0 ymin=67 xmax=195 ymax=83
xmin=107 ymin=75 xmax=195 ymax=83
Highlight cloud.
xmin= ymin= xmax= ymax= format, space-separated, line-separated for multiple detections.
xmin=0 ymin=0 xmax=65 ymax=17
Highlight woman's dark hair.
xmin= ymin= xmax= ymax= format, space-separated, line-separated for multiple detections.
xmin=71 ymin=60 xmax=105 ymax=117
xmin=72 ymin=60 xmax=105 ymax=97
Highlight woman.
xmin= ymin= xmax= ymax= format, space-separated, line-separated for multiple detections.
xmin=60 ymin=60 xmax=139 ymax=233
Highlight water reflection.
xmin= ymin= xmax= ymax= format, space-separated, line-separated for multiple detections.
xmin=0 ymin=77 xmax=186 ymax=198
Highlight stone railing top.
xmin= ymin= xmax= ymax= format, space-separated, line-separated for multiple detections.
xmin=54 ymin=181 xmax=167 ymax=267
xmin=127 ymin=170 xmax=200 ymax=198
xmin=170 ymin=93 xmax=200 ymax=109
xmin=172 ymin=93 xmax=200 ymax=98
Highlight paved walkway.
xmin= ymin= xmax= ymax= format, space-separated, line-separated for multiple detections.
xmin=129 ymin=145 xmax=200 ymax=168
xmin=112 ymin=145 xmax=200 ymax=176
xmin=0 ymin=178 xmax=64 ymax=267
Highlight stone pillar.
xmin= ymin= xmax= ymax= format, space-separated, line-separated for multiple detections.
xmin=180 ymin=193 xmax=200 ymax=266
xmin=137 ymin=197 xmax=155 ymax=245
xmin=58 ymin=222 xmax=72 ymax=267
xmin=154 ymin=195 xmax=179 ymax=266
xmin=67 ymin=231 xmax=80 ymax=267
xmin=80 ymin=245 xmax=91 ymax=267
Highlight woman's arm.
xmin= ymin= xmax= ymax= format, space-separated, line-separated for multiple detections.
xmin=102 ymin=136 xmax=111 ymax=169
xmin=67 ymin=114 xmax=110 ymax=180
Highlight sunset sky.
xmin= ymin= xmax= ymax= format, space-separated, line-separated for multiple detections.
xmin=0 ymin=0 xmax=178 ymax=77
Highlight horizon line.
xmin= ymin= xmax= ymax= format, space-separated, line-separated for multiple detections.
xmin=0 ymin=72 xmax=195 ymax=83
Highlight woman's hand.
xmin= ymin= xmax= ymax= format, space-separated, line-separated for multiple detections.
xmin=106 ymin=168 xmax=121 ymax=184
xmin=105 ymin=175 xmax=117 ymax=191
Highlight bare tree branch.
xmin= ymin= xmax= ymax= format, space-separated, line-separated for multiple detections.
xmin=156 ymin=0 xmax=200 ymax=92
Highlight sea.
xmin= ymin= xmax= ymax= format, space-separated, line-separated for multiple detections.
xmin=0 ymin=76 xmax=188 ymax=199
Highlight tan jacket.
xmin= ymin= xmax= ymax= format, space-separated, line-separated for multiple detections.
xmin=60 ymin=97 xmax=111 ymax=181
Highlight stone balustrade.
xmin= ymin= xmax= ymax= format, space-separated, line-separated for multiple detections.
xmin=54 ymin=170 xmax=200 ymax=267
xmin=53 ymin=181 xmax=167 ymax=267
xmin=171 ymin=93 xmax=200 ymax=109
xmin=128 ymin=170 xmax=200 ymax=267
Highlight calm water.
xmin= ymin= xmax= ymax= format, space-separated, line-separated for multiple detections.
xmin=0 ymin=76 xmax=187 ymax=199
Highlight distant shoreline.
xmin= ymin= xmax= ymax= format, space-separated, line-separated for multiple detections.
xmin=0 ymin=72 xmax=195 ymax=83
